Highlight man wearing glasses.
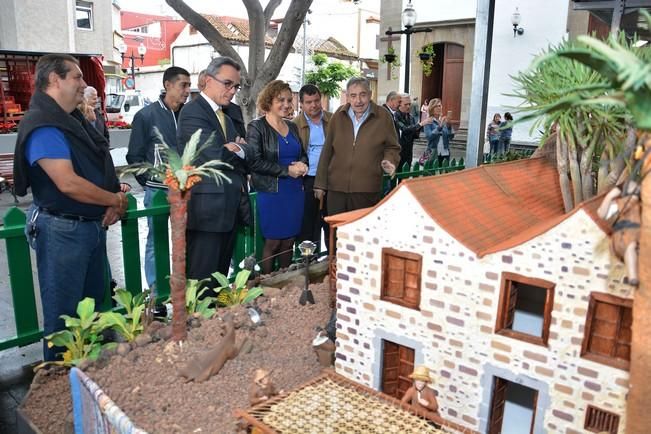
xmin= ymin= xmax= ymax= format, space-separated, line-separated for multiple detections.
xmin=177 ymin=57 xmax=247 ymax=287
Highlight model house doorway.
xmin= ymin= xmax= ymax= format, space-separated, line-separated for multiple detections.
xmin=488 ymin=377 xmax=538 ymax=434
xmin=381 ymin=340 xmax=414 ymax=400
xmin=421 ymin=42 xmax=464 ymax=128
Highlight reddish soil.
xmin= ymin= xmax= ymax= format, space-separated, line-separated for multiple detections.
xmin=21 ymin=367 xmax=73 ymax=434
xmin=21 ymin=280 xmax=333 ymax=434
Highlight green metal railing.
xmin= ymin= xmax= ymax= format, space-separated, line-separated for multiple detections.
xmin=0 ymin=150 xmax=534 ymax=352
xmin=0 ymin=189 xmax=261 ymax=352
xmin=382 ymin=157 xmax=465 ymax=193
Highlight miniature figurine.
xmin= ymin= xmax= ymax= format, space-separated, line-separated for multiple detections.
xmin=249 ymin=368 xmax=282 ymax=406
xmin=597 ymin=180 xmax=641 ymax=286
xmin=178 ymin=317 xmax=244 ymax=382
xmin=400 ymin=366 xmax=440 ymax=418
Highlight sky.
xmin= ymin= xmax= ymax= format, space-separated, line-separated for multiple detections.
xmin=119 ymin=0 xmax=381 ymax=20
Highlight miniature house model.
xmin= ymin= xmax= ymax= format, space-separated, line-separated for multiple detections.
xmin=331 ymin=158 xmax=631 ymax=434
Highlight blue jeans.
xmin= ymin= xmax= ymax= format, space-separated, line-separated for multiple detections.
xmin=26 ymin=206 xmax=107 ymax=361
xmin=143 ymin=186 xmax=159 ymax=290
xmin=490 ymin=139 xmax=500 ymax=155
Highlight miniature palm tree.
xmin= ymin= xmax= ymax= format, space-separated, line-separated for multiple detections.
xmin=546 ymin=11 xmax=651 ymax=433
xmin=122 ymin=128 xmax=231 ymax=342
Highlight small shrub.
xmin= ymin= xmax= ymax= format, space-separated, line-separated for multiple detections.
xmin=98 ymin=289 xmax=147 ymax=342
xmin=213 ymin=270 xmax=263 ymax=307
xmin=42 ymin=298 xmax=115 ymax=367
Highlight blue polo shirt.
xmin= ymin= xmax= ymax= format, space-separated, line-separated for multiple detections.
xmin=305 ymin=112 xmax=325 ymax=176
xmin=25 ymin=127 xmax=71 ymax=165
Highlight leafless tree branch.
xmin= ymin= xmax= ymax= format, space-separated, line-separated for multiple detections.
xmin=165 ymin=0 xmax=246 ymax=74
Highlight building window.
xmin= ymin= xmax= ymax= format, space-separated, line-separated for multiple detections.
xmin=584 ymin=405 xmax=620 ymax=434
xmin=495 ymin=273 xmax=555 ymax=346
xmin=76 ymin=1 xmax=93 ymax=30
xmin=581 ymin=292 xmax=632 ymax=370
xmin=381 ymin=248 xmax=421 ymax=310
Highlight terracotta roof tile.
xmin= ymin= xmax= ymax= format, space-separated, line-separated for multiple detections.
xmin=336 ymin=158 xmax=608 ymax=256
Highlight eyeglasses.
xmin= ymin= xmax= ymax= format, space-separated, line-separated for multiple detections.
xmin=209 ymin=74 xmax=241 ymax=91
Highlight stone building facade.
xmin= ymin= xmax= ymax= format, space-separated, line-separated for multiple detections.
xmin=332 ymin=158 xmax=631 ymax=433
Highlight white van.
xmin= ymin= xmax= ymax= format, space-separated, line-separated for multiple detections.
xmin=105 ymin=90 xmax=148 ymax=125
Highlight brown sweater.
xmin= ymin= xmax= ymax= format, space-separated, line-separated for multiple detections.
xmin=314 ymin=101 xmax=400 ymax=193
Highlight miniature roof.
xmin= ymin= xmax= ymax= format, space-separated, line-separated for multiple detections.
xmin=335 ymin=158 xmax=609 ymax=257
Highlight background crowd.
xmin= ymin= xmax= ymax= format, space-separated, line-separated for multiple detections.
xmin=15 ymin=53 xmax=477 ymax=361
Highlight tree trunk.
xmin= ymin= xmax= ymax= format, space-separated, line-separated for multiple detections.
xmin=168 ymin=189 xmax=189 ymax=342
xmin=580 ymin=136 xmax=597 ymax=202
xmin=166 ymin=0 xmax=313 ymax=126
xmin=567 ymin=137 xmax=583 ymax=205
xmin=626 ymin=133 xmax=651 ymax=434
xmin=557 ymin=131 xmax=574 ymax=212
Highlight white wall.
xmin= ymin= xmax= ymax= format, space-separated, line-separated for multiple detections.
xmin=485 ymin=0 xmax=570 ymax=143
xmin=409 ymin=0 xmax=476 ymax=22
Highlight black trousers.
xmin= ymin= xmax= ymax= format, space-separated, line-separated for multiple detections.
xmin=327 ymin=191 xmax=382 ymax=216
xmin=399 ymin=141 xmax=414 ymax=170
xmin=186 ymin=229 xmax=237 ymax=284
xmin=299 ymin=176 xmax=329 ymax=250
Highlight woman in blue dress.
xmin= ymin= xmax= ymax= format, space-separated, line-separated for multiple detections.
xmin=246 ymin=80 xmax=308 ymax=274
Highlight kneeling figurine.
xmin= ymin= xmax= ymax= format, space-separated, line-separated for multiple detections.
xmin=400 ymin=365 xmax=440 ymax=418
xmin=249 ymin=368 xmax=282 ymax=406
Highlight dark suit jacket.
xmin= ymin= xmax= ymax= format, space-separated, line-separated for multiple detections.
xmin=177 ymin=95 xmax=246 ymax=233
xmin=382 ymin=103 xmax=401 ymax=138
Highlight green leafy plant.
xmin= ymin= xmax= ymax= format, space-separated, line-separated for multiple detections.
xmin=416 ymin=44 xmax=435 ymax=76
xmin=510 ymin=38 xmax=631 ymax=210
xmin=305 ymin=53 xmax=359 ymax=99
xmin=41 ymin=298 xmax=115 ymax=367
xmin=171 ymin=278 xmax=217 ymax=319
xmin=381 ymin=46 xmax=400 ymax=67
xmin=213 ymin=269 xmax=263 ymax=307
xmin=97 ymin=289 xmax=147 ymax=342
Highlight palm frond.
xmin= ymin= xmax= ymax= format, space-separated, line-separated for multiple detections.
xmin=181 ymin=129 xmax=204 ymax=167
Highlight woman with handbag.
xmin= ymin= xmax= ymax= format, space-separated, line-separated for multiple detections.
xmin=245 ymin=80 xmax=308 ymax=274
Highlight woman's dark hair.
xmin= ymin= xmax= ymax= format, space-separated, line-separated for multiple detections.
xmin=504 ymin=112 xmax=513 ymax=121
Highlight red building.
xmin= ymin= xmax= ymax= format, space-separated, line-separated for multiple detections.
xmin=119 ymin=11 xmax=186 ymax=69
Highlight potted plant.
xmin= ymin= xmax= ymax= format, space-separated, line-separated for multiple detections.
xmin=417 ymin=44 xmax=435 ymax=76
xmin=382 ymin=46 xmax=400 ymax=66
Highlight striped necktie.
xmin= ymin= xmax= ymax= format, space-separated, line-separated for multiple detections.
xmin=215 ymin=108 xmax=227 ymax=137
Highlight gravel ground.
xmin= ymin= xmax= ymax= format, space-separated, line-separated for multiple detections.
xmin=21 ymin=279 xmax=333 ymax=434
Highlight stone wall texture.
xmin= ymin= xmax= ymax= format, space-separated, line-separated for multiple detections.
xmin=333 ymin=187 xmax=631 ymax=433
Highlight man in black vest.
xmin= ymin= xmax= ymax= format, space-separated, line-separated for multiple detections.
xmin=13 ymin=54 xmax=127 ymax=361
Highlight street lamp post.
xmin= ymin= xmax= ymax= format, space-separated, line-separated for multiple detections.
xmin=118 ymin=42 xmax=147 ymax=89
xmin=385 ymin=0 xmax=432 ymax=93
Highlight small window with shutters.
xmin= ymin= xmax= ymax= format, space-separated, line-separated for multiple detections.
xmin=581 ymin=292 xmax=632 ymax=370
xmin=584 ymin=405 xmax=620 ymax=434
xmin=381 ymin=248 xmax=422 ymax=310
xmin=495 ymin=273 xmax=555 ymax=346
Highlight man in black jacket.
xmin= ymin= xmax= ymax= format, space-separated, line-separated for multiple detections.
xmin=13 ymin=54 xmax=127 ymax=361
xmin=177 ymin=57 xmax=247 ymax=282
xmin=382 ymin=90 xmax=402 ymax=138
xmin=397 ymin=94 xmax=432 ymax=168
xmin=126 ymin=66 xmax=190 ymax=290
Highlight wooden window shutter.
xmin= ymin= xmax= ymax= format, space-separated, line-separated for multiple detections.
xmin=488 ymin=377 xmax=508 ymax=434
xmin=582 ymin=293 xmax=633 ymax=370
xmin=381 ymin=248 xmax=422 ymax=310
xmin=504 ymin=281 xmax=518 ymax=329
xmin=584 ymin=405 xmax=620 ymax=434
